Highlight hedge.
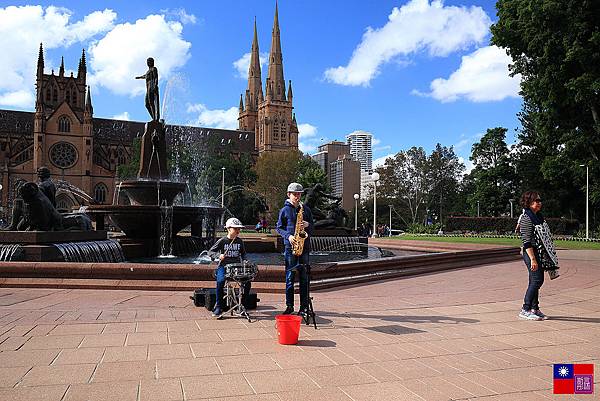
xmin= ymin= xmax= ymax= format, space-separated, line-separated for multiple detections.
xmin=446 ymin=216 xmax=580 ymax=235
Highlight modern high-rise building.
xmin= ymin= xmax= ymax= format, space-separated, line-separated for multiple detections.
xmin=329 ymin=154 xmax=361 ymax=210
xmin=311 ymin=140 xmax=360 ymax=211
xmin=346 ymin=131 xmax=373 ymax=199
xmin=346 ymin=131 xmax=373 ymax=173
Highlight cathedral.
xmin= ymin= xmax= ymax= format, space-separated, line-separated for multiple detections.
xmin=0 ymin=4 xmax=297 ymax=217
xmin=238 ymin=2 xmax=299 ymax=152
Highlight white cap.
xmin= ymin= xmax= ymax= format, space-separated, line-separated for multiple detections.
xmin=225 ymin=217 xmax=244 ymax=228
xmin=287 ymin=182 xmax=304 ymax=193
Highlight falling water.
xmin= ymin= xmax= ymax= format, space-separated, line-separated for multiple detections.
xmin=159 ymin=200 xmax=174 ymax=257
xmin=310 ymin=236 xmax=364 ymax=253
xmin=0 ymin=244 xmax=23 ymax=261
xmin=53 ymin=240 xmax=125 ymax=262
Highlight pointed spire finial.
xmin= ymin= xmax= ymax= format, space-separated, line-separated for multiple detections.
xmin=239 ymin=94 xmax=244 ymax=112
xmin=78 ymin=49 xmax=87 ymax=80
xmin=37 ymin=43 xmax=44 ymax=78
xmin=85 ymin=85 xmax=93 ymax=114
xmin=59 ymin=56 xmax=65 ymax=77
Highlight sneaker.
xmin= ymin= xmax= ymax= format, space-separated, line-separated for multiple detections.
xmin=532 ymin=309 xmax=549 ymax=320
xmin=212 ymin=307 xmax=223 ymax=319
xmin=518 ymin=309 xmax=542 ymax=321
xmin=282 ymin=306 xmax=294 ymax=315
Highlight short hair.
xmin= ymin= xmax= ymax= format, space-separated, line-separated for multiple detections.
xmin=520 ymin=191 xmax=541 ymax=209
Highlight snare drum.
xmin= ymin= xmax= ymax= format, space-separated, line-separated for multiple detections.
xmin=225 ymin=261 xmax=258 ymax=281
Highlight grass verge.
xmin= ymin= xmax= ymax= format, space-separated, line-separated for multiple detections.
xmin=388 ymin=235 xmax=600 ymax=250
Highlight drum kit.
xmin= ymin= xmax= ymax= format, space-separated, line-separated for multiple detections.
xmin=223 ymin=260 xmax=258 ymax=322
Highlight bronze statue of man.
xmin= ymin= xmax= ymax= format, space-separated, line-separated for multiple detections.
xmin=37 ymin=166 xmax=56 ymax=207
xmin=135 ymin=57 xmax=160 ymax=121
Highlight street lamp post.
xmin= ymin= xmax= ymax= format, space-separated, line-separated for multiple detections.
xmin=221 ymin=167 xmax=226 ymax=225
xmin=477 ymin=201 xmax=480 ymax=217
xmin=372 ymin=172 xmax=380 ymax=237
xmin=353 ymin=193 xmax=360 ymax=231
xmin=580 ymin=164 xmax=589 ymax=239
xmin=509 ymin=198 xmax=514 ymax=218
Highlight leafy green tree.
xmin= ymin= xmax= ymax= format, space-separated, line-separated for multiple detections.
xmin=469 ymin=127 xmax=516 ymax=216
xmin=426 ymin=144 xmax=464 ymax=223
xmin=116 ymin=138 xmax=141 ymax=179
xmin=491 ymin=0 xmax=599 ymax=226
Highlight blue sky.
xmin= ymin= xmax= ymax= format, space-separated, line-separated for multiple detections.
xmin=0 ymin=0 xmax=522 ymax=170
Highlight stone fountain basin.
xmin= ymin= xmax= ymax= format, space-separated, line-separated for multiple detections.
xmin=119 ymin=180 xmax=187 ymax=206
xmin=87 ymin=205 xmax=219 ymax=239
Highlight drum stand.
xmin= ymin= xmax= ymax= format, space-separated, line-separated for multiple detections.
xmin=225 ymin=279 xmax=251 ymax=323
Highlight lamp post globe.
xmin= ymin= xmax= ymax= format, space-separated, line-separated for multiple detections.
xmin=371 ymin=173 xmax=380 ymax=237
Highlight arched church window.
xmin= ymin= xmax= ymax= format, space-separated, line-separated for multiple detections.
xmin=58 ymin=116 xmax=71 ymax=132
xmin=52 ymin=86 xmax=58 ymax=102
xmin=66 ymin=91 xmax=71 ymax=104
xmin=117 ymin=148 xmax=126 ymax=165
xmin=94 ymin=183 xmax=108 ymax=204
xmin=72 ymin=91 xmax=77 ymax=106
xmin=46 ymin=89 xmax=51 ymax=101
xmin=55 ymin=194 xmax=75 ymax=212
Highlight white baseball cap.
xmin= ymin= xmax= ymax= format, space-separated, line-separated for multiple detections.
xmin=287 ymin=182 xmax=304 ymax=193
xmin=225 ymin=217 xmax=244 ymax=228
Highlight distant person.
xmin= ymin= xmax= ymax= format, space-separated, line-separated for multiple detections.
xmin=518 ymin=191 xmax=552 ymax=321
xmin=255 ymin=220 xmax=262 ymax=233
xmin=261 ymin=216 xmax=268 ymax=233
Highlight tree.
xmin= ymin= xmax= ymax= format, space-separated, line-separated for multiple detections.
xmin=491 ymin=0 xmax=600 ymax=225
xmin=116 ymin=138 xmax=141 ymax=179
xmin=469 ymin=127 xmax=516 ymax=216
xmin=376 ymin=147 xmax=429 ymax=225
xmin=426 ymin=144 xmax=464 ymax=223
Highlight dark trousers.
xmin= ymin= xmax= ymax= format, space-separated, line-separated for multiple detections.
xmin=522 ymin=250 xmax=544 ymax=311
xmin=215 ymin=265 xmax=251 ymax=309
xmin=284 ymin=249 xmax=309 ymax=308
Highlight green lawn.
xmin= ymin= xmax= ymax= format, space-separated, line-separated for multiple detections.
xmin=389 ymin=234 xmax=600 ymax=250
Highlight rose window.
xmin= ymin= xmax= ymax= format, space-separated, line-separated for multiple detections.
xmin=49 ymin=142 xmax=78 ymax=169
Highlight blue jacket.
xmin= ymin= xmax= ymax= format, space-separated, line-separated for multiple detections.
xmin=276 ymin=200 xmax=314 ymax=252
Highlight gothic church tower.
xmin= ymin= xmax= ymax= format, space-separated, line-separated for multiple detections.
xmin=238 ymin=2 xmax=299 ymax=154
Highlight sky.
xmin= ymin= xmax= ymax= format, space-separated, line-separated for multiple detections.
xmin=0 ymin=0 xmax=523 ymax=172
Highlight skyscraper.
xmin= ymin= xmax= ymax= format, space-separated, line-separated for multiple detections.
xmin=346 ymin=131 xmax=373 ymax=199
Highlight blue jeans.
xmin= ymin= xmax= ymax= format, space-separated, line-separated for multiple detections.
xmin=215 ymin=265 xmax=251 ymax=309
xmin=522 ymin=249 xmax=544 ymax=311
xmin=284 ymin=249 xmax=309 ymax=308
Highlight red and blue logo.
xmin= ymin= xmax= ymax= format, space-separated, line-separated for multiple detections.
xmin=553 ymin=364 xmax=594 ymax=394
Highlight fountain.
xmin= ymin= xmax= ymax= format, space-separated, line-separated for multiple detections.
xmin=86 ymin=58 xmax=221 ymax=258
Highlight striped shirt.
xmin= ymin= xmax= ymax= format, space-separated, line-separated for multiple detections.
xmin=519 ymin=213 xmax=535 ymax=249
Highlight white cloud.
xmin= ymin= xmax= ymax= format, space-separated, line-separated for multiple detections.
xmin=453 ymin=132 xmax=483 ymax=152
xmin=298 ymin=123 xmax=321 ymax=153
xmin=112 ymin=111 xmax=130 ymax=120
xmin=415 ymin=45 xmax=521 ymax=102
xmin=0 ymin=5 xmax=115 ymax=108
xmin=324 ymin=0 xmax=491 ymax=86
xmin=160 ymin=8 xmax=197 ymax=25
xmin=186 ymin=103 xmax=238 ymax=129
xmin=374 ymin=154 xmax=395 ymax=168
xmin=233 ymin=52 xmax=268 ymax=79
xmin=88 ymin=14 xmax=191 ymax=97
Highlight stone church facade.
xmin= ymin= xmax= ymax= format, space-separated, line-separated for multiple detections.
xmin=0 ymin=4 xmax=298 ymax=217
xmin=238 ymin=3 xmax=299 ymax=153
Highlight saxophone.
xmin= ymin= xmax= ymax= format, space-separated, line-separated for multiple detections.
xmin=292 ymin=202 xmax=308 ymax=256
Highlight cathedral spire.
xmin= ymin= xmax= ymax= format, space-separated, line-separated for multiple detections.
xmin=59 ymin=56 xmax=65 ymax=77
xmin=246 ymin=17 xmax=262 ymax=111
xmin=287 ymin=80 xmax=293 ymax=104
xmin=267 ymin=1 xmax=285 ymax=101
xmin=78 ymin=49 xmax=87 ymax=80
xmin=239 ymin=94 xmax=244 ymax=112
xmin=37 ymin=43 xmax=44 ymax=78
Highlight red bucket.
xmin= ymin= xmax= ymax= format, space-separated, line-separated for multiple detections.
xmin=275 ymin=314 xmax=302 ymax=345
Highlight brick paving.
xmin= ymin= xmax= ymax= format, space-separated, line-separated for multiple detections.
xmin=0 ymin=249 xmax=598 ymax=400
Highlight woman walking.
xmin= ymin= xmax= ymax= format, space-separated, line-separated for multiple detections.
xmin=518 ymin=191 xmax=549 ymax=321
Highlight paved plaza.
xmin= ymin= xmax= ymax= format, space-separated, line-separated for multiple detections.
xmin=0 ymin=249 xmax=598 ymax=400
